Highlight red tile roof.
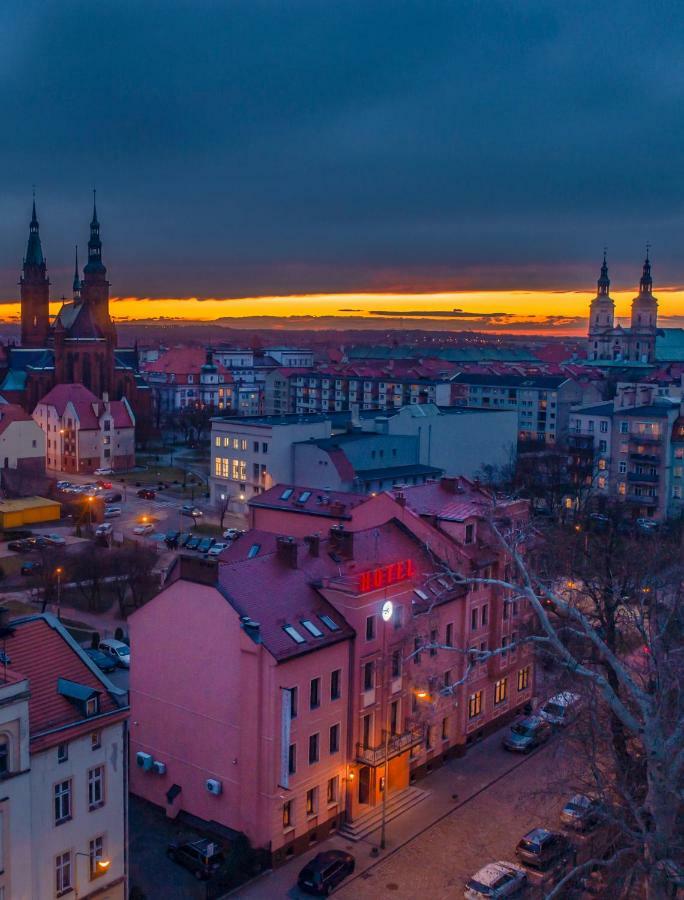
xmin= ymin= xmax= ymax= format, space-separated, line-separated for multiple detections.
xmin=249 ymin=484 xmax=368 ymax=519
xmin=143 ymin=347 xmax=233 ymax=383
xmin=37 ymin=383 xmax=98 ymax=415
xmin=6 ymin=615 xmax=127 ymax=751
xmin=36 ymin=385 xmax=134 ymax=430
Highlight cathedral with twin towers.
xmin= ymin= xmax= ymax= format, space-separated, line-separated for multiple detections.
xmin=587 ymin=251 xmax=659 ymax=364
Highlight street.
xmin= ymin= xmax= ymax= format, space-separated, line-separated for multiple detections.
xmin=236 ymin=726 xmax=584 ymax=900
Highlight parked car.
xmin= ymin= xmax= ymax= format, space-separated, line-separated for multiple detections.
xmin=95 ymin=522 xmax=113 ymax=536
xmin=164 ymin=530 xmax=181 ymax=548
xmin=560 ymin=794 xmax=603 ymax=831
xmin=464 ymin=861 xmax=528 ymax=899
xmin=103 ymin=491 xmax=123 ymax=503
xmin=515 ymin=828 xmax=574 ymax=870
xmin=178 ymin=532 xmax=193 ymax=548
xmin=96 ymin=479 xmax=113 ymax=489
xmin=539 ymin=692 xmax=582 ymax=727
xmin=105 ymin=506 xmax=122 ymax=518
xmin=223 ymin=527 xmax=244 ymax=541
xmin=185 ymin=535 xmax=201 ymax=551
xmin=207 ymin=542 xmax=228 ymax=557
xmin=43 ymin=533 xmax=66 ymax=546
xmin=21 ymin=560 xmax=43 ymax=576
xmin=25 ymin=536 xmax=48 ymax=551
xmin=502 ymin=716 xmax=552 ymax=753
xmin=94 ymin=467 xmax=113 ymax=475
xmin=166 ymin=838 xmax=225 ymax=881
xmin=197 ymin=537 xmax=215 ymax=554
xmin=98 ymin=638 xmax=130 ymax=668
xmin=133 ymin=523 xmax=154 ymax=535
xmin=56 ymin=480 xmax=72 ymax=490
xmin=8 ymin=539 xmax=32 ymax=552
xmin=181 ymin=505 xmax=203 ymax=518
xmin=297 ymin=850 xmax=355 ymax=896
xmin=137 ymin=488 xmax=156 ymax=500
xmin=84 ymin=647 xmax=117 ymax=673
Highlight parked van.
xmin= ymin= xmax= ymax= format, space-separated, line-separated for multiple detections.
xmin=98 ymin=638 xmax=130 ymax=668
xmin=539 ymin=692 xmax=581 ymax=727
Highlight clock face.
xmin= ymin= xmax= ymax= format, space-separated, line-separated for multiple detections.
xmin=381 ymin=600 xmax=394 ymax=622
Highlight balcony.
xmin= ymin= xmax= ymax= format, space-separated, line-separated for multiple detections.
xmin=628 ymin=433 xmax=661 ymax=445
xmin=626 ymin=493 xmax=658 ymax=505
xmin=356 ymin=728 xmax=423 ymax=767
xmin=627 ymin=472 xmax=659 ymax=484
xmin=629 ymin=451 xmax=661 ymax=463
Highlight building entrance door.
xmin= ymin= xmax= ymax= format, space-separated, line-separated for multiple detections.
xmin=358 ymin=766 xmax=371 ymax=805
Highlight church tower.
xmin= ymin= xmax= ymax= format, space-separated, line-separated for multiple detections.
xmin=80 ymin=192 xmax=116 ymax=344
xmin=629 ymin=250 xmax=658 ymax=363
xmin=587 ymin=252 xmax=615 ymax=360
xmin=20 ymin=198 xmax=50 ymax=347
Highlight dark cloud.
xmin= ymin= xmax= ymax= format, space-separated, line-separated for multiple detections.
xmin=367 ymin=309 xmax=514 ymax=318
xmin=2 ymin=1 xmax=684 ymax=300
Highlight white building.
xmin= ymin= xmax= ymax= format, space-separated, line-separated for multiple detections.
xmin=2 ymin=612 xmax=129 ymax=900
xmin=0 ymin=403 xmax=45 ymax=472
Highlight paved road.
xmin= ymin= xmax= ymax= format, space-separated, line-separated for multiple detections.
xmin=235 ymin=727 xmax=584 ymax=900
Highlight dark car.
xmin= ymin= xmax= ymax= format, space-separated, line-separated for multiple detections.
xmin=298 ymin=850 xmax=355 ymax=896
xmin=185 ymin=535 xmax=201 ymax=551
xmin=21 ymin=560 xmax=43 ymax=576
xmin=84 ymin=647 xmax=117 ymax=674
xmin=502 ymin=716 xmax=552 ymax=753
xmin=25 ymin=536 xmax=49 ymax=551
xmin=103 ymin=491 xmax=123 ymax=503
xmin=166 ymin=838 xmax=225 ymax=881
xmin=178 ymin=532 xmax=193 ymax=548
xmin=8 ymin=539 xmax=32 ymax=552
xmin=164 ymin=530 xmax=181 ymax=548
xmin=560 ymin=794 xmax=603 ymax=831
xmin=137 ymin=488 xmax=156 ymax=500
xmin=515 ymin=828 xmax=573 ymax=870
xmin=198 ymin=537 xmax=215 ymax=554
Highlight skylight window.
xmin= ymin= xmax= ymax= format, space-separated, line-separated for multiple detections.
xmin=283 ymin=625 xmax=305 ymax=644
xmin=280 ymin=488 xmax=294 ymax=500
xmin=297 ymin=491 xmax=312 ymax=503
xmin=413 ymin=589 xmax=429 ymax=602
xmin=247 ymin=543 xmax=261 ymax=559
xmin=301 ymin=619 xmax=323 ymax=638
xmin=319 ymin=614 xmax=340 ymax=632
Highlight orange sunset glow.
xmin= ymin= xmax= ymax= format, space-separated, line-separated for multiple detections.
xmin=3 ymin=288 xmax=682 ymax=333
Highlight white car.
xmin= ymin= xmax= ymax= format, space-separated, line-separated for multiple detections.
xmin=95 ymin=522 xmax=113 ymax=536
xmin=98 ymin=638 xmax=130 ymax=668
xmin=133 ymin=523 xmax=154 ymax=535
xmin=464 ymin=861 xmax=527 ymax=899
xmin=56 ymin=481 xmax=72 ymax=490
xmin=539 ymin=692 xmax=582 ymax=727
xmin=104 ymin=506 xmax=122 ymax=518
xmin=207 ymin=542 xmax=228 ymax=557
xmin=94 ymin=467 xmax=114 ymax=476
xmin=43 ymin=533 xmax=67 ymax=546
xmin=223 ymin=528 xmax=244 ymax=541
xmin=181 ymin=505 xmax=203 ymax=518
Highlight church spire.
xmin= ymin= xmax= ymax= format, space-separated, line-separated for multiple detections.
xmin=597 ymin=248 xmax=610 ymax=296
xmin=73 ymin=245 xmax=81 ymax=300
xmin=24 ymin=193 xmax=44 ymax=267
xmin=84 ymin=189 xmax=105 ymax=274
xmin=639 ymin=244 xmax=652 ymax=294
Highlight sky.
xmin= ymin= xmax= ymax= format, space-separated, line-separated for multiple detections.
xmin=1 ymin=1 xmax=684 ymax=331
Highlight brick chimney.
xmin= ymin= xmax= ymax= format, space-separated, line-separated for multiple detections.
xmin=440 ymin=475 xmax=462 ymax=494
xmin=276 ymin=536 xmax=298 ymax=568
xmin=329 ymin=524 xmax=354 ymax=559
xmin=304 ymin=534 xmax=320 ymax=557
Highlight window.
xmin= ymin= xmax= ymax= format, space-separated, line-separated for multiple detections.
xmin=310 ymin=677 xmax=320 ymax=709
xmin=465 ymin=523 xmax=474 ymax=544
xmin=619 ymin=460 xmax=627 ymax=474
xmin=429 ymin=629 xmax=438 ymax=656
xmin=599 ymin=440 xmax=607 ymax=452
xmin=91 ymin=731 xmax=101 ymax=750
xmin=55 ymin=851 xmax=72 ymax=895
xmin=362 ymin=714 xmax=372 ymax=748
xmin=327 ymin=776 xmax=339 ymax=804
xmin=289 ymin=686 xmax=298 ymax=719
xmin=494 ymin=678 xmax=507 ymax=705
xmin=284 ymin=625 xmax=305 ymax=644
xmin=57 ymin=743 xmax=68 ymax=764
xmin=329 ymin=723 xmax=340 ymax=754
xmin=391 ymin=649 xmax=401 ymax=679
xmin=301 ymin=619 xmax=323 ymax=638
xmin=262 ymin=443 xmax=269 ymax=454
xmin=54 ymin=779 xmax=72 ymax=824
xmin=393 ymin=605 xmax=403 ymax=629
xmin=0 ymin=739 xmax=9 ymax=776
xmin=445 ymin=623 xmax=453 ymax=647
xmin=283 ymin=800 xmax=293 ymax=828
xmin=501 ymin=636 xmax=508 ymax=656
xmin=517 ymin=666 xmax=530 ymax=691
xmin=89 ymin=835 xmax=105 ymax=879
xmin=600 ymin=420 xmax=608 ymax=433
xmin=253 ymin=441 xmax=259 ymax=452
xmin=330 ymin=669 xmax=341 ymax=701
xmin=481 ymin=604 xmax=489 ymax=626
xmin=280 ymin=488 xmax=294 ymax=500
xmin=365 ymin=615 xmax=376 ymax=641
xmin=308 ymin=733 xmax=319 ymax=765
xmin=306 ymin=787 xmax=317 ymax=816
xmin=88 ymin=765 xmax=105 ymax=810
xmin=503 ymin=601 xmax=509 ymax=620
xmin=620 ymin=421 xmax=629 ymax=434
xmin=442 ymin=717 xmax=449 ymax=741
xmin=390 ymin=700 xmax=399 ymax=735
xmin=413 ymin=637 xmax=421 ymax=665
xmin=468 ymin=691 xmax=482 ymax=719
xmin=471 ymin=607 xmax=478 ymax=630
xmin=319 ymin=614 xmax=339 ymax=632
xmin=363 ymin=661 xmax=374 ymax=691
xmin=288 ymin=743 xmax=296 ymax=775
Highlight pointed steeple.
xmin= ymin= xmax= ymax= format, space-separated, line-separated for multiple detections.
xmin=24 ymin=193 xmax=44 ymax=267
xmin=639 ymin=244 xmax=652 ymax=294
xmin=73 ymin=245 xmax=81 ymax=300
xmin=84 ymin=189 xmax=105 ymax=275
xmin=597 ymin=249 xmax=610 ymax=296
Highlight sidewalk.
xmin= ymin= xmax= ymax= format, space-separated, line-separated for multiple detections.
xmin=231 ymin=726 xmax=544 ymax=899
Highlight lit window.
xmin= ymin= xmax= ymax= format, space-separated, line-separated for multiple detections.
xmin=89 ymin=835 xmax=106 ymax=880
xmin=283 ymin=800 xmax=293 ymax=828
xmin=517 ymin=666 xmax=530 ymax=691
xmin=494 ymin=678 xmax=507 ymax=705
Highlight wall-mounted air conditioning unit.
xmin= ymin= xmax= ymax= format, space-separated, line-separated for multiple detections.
xmin=206 ymin=778 xmax=222 ymax=796
xmin=136 ymin=752 xmax=153 ymax=771
xmin=153 ymin=760 xmax=167 ymax=775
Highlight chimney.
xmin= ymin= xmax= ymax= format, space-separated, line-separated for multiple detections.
xmin=304 ymin=534 xmax=320 ymax=557
xmin=393 ymin=489 xmax=406 ymax=507
xmin=329 ymin=524 xmax=354 ymax=559
xmin=276 ymin=535 xmax=298 ymax=568
xmin=440 ymin=475 xmax=462 ymax=494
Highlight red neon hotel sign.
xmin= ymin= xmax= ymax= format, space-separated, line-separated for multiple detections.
xmin=357 ymin=558 xmax=416 ymax=593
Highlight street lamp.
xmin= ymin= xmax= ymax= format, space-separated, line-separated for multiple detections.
xmin=86 ymin=495 xmax=94 ymax=528
xmin=74 ymin=851 xmax=110 ymax=898
xmin=55 ymin=567 xmax=63 ymax=619
xmin=379 ymin=596 xmax=395 ymax=851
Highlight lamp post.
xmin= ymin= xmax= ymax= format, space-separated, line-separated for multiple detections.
xmin=379 ymin=597 xmax=394 ymax=850
xmin=55 ymin=567 xmax=63 ymax=619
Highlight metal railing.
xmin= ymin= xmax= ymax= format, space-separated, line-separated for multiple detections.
xmin=355 ymin=727 xmax=423 ymax=767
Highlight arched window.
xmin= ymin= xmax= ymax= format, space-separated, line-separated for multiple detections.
xmin=0 ymin=734 xmax=11 ymax=776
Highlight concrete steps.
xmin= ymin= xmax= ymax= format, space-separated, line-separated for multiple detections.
xmin=339 ymin=787 xmax=431 ymax=842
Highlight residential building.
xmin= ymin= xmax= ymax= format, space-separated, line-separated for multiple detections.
xmin=129 ymin=483 xmax=533 ymax=864
xmin=142 ymin=348 xmax=235 ymax=415
xmin=449 ymin=373 xmax=603 ymax=445
xmin=0 ymin=403 xmax=45 ymax=472
xmin=569 ymin=384 xmax=683 ymax=520
xmin=1 ymin=612 xmax=128 ymax=899
xmin=33 ymin=383 xmax=135 ymax=474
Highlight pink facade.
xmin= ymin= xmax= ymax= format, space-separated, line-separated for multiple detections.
xmin=130 ymin=478 xmax=534 ymax=864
